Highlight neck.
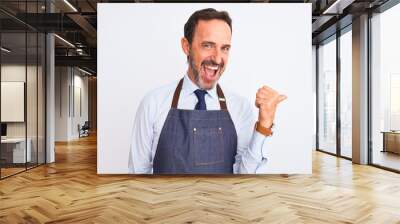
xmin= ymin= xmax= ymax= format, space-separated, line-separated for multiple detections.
xmin=187 ymin=67 xmax=201 ymax=89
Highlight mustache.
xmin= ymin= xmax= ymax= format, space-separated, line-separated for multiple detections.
xmin=202 ymin=59 xmax=224 ymax=69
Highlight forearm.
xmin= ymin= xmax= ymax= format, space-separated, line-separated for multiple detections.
xmin=234 ymin=130 xmax=268 ymax=174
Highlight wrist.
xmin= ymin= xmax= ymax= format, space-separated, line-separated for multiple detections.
xmin=258 ymin=119 xmax=273 ymax=129
xmin=255 ymin=121 xmax=273 ymax=137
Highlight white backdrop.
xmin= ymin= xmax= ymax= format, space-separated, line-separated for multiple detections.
xmin=98 ymin=3 xmax=312 ymax=174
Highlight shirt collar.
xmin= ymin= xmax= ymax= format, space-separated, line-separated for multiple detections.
xmin=181 ymin=74 xmax=218 ymax=99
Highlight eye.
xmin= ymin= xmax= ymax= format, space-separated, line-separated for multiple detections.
xmin=202 ymin=43 xmax=213 ymax=49
xmin=222 ymin=46 xmax=230 ymax=53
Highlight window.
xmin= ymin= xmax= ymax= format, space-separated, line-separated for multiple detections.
xmin=317 ymin=37 xmax=337 ymax=155
xmin=339 ymin=29 xmax=352 ymax=158
xmin=370 ymin=3 xmax=400 ymax=171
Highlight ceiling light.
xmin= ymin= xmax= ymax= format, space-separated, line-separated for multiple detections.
xmin=1 ymin=47 xmax=11 ymax=53
xmin=54 ymin=34 xmax=75 ymax=48
xmin=322 ymin=0 xmax=355 ymax=15
xmin=78 ymin=67 xmax=93 ymax=76
xmin=63 ymin=0 xmax=78 ymax=12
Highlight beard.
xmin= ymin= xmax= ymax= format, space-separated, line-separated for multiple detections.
xmin=188 ymin=49 xmax=225 ymax=90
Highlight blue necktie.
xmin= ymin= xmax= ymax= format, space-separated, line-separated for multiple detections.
xmin=194 ymin=89 xmax=207 ymax=110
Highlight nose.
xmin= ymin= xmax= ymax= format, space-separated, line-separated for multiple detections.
xmin=211 ymin=48 xmax=223 ymax=65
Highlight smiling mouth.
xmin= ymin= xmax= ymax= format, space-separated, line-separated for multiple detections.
xmin=201 ymin=64 xmax=220 ymax=82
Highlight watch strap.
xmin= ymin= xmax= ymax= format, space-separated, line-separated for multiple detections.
xmin=255 ymin=121 xmax=273 ymax=137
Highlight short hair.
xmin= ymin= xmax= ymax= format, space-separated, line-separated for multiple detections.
xmin=184 ymin=8 xmax=232 ymax=44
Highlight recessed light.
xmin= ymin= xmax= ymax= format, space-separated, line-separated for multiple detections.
xmin=63 ymin=0 xmax=78 ymax=12
xmin=78 ymin=67 xmax=93 ymax=76
xmin=54 ymin=34 xmax=75 ymax=48
xmin=1 ymin=47 xmax=11 ymax=53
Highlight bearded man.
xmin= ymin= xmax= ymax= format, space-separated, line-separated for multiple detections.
xmin=128 ymin=8 xmax=286 ymax=174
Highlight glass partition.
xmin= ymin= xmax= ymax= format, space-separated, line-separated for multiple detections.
xmin=38 ymin=32 xmax=45 ymax=165
xmin=339 ymin=28 xmax=352 ymax=158
xmin=27 ymin=31 xmax=38 ymax=169
xmin=0 ymin=1 xmax=46 ymax=179
xmin=371 ymin=3 xmax=400 ymax=171
xmin=0 ymin=31 xmax=28 ymax=177
xmin=317 ymin=36 xmax=337 ymax=155
xmin=26 ymin=0 xmax=45 ymax=169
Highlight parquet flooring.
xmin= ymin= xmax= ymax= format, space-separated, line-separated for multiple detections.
xmin=0 ymin=167 xmax=26 ymax=178
xmin=1 ymin=134 xmax=400 ymax=223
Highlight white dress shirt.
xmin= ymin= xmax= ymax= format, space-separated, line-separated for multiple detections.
xmin=128 ymin=74 xmax=268 ymax=174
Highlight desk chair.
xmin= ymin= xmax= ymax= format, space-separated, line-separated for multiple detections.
xmin=79 ymin=121 xmax=90 ymax=138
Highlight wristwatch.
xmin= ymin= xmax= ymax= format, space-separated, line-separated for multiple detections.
xmin=255 ymin=121 xmax=273 ymax=137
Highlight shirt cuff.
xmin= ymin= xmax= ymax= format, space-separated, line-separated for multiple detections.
xmin=248 ymin=130 xmax=268 ymax=162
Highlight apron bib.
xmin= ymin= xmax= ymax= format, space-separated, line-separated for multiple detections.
xmin=153 ymin=78 xmax=238 ymax=174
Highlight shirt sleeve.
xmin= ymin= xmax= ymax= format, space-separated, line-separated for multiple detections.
xmin=128 ymin=94 xmax=155 ymax=174
xmin=233 ymin=100 xmax=269 ymax=174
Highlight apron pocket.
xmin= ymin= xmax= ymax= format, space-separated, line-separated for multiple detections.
xmin=193 ymin=127 xmax=224 ymax=166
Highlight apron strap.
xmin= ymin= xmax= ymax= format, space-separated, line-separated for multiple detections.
xmin=171 ymin=78 xmax=228 ymax=110
xmin=216 ymin=84 xmax=227 ymax=110
xmin=171 ymin=78 xmax=184 ymax=109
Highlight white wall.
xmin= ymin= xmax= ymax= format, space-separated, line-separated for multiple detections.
xmin=55 ymin=67 xmax=89 ymax=141
xmin=72 ymin=72 xmax=89 ymax=138
xmin=98 ymin=3 xmax=313 ymax=174
xmin=55 ymin=66 xmax=69 ymax=141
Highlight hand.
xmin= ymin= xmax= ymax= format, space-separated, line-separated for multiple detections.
xmin=255 ymin=85 xmax=287 ymax=128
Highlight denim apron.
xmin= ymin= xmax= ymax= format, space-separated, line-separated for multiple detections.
xmin=153 ymin=78 xmax=238 ymax=174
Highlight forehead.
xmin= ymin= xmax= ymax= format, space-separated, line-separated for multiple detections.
xmin=193 ymin=19 xmax=232 ymax=43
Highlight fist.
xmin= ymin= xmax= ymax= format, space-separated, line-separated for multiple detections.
xmin=255 ymin=86 xmax=287 ymax=128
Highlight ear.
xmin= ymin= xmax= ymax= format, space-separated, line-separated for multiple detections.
xmin=181 ymin=37 xmax=190 ymax=56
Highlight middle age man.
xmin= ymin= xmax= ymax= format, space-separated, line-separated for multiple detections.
xmin=128 ymin=8 xmax=286 ymax=174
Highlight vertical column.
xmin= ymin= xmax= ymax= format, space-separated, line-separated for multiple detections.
xmin=336 ymin=30 xmax=341 ymax=156
xmin=46 ymin=1 xmax=55 ymax=163
xmin=312 ymin=45 xmax=317 ymax=150
xmin=352 ymin=14 xmax=369 ymax=164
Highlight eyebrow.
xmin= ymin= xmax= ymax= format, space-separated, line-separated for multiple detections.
xmin=201 ymin=41 xmax=231 ymax=48
xmin=202 ymin=41 xmax=216 ymax=46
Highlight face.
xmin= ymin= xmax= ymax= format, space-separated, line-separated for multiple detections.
xmin=182 ymin=19 xmax=232 ymax=90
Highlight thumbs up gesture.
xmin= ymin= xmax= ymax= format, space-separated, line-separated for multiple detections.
xmin=255 ymin=86 xmax=287 ymax=128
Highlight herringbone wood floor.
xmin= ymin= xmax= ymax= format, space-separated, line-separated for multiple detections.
xmin=1 ymin=135 xmax=400 ymax=224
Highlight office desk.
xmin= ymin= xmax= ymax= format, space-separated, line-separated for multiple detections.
xmin=1 ymin=138 xmax=32 ymax=163
xmin=382 ymin=131 xmax=400 ymax=154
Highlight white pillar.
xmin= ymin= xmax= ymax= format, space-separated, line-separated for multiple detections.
xmin=45 ymin=0 xmax=56 ymax=163
xmin=352 ymin=14 xmax=369 ymax=164
xmin=46 ymin=33 xmax=55 ymax=163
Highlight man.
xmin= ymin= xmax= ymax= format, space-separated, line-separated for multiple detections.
xmin=128 ymin=8 xmax=286 ymax=174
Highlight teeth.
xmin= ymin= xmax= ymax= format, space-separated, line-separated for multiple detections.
xmin=204 ymin=65 xmax=219 ymax=70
